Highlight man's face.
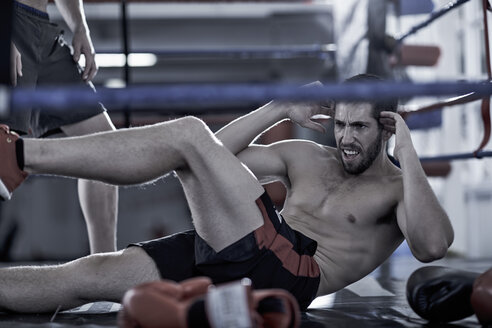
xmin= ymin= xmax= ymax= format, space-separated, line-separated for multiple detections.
xmin=334 ymin=102 xmax=383 ymax=175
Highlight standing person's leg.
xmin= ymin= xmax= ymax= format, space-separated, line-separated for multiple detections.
xmin=3 ymin=2 xmax=41 ymax=134
xmin=0 ymin=247 xmax=160 ymax=313
xmin=0 ymin=5 xmax=39 ymax=199
xmin=36 ymin=23 xmax=118 ymax=253
xmin=60 ymin=113 xmax=118 ymax=254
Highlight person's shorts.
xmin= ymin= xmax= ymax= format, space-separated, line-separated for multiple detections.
xmin=130 ymin=191 xmax=321 ymax=310
xmin=5 ymin=1 xmax=105 ymax=137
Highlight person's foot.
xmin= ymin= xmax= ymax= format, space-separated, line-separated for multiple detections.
xmin=0 ymin=125 xmax=28 ymax=200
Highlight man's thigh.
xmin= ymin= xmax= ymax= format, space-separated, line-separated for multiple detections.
xmin=175 ymin=131 xmax=265 ymax=253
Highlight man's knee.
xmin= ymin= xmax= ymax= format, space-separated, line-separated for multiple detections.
xmin=74 ymin=248 xmax=153 ymax=275
xmin=70 ymin=248 xmax=160 ymax=302
xmin=176 ymin=116 xmax=211 ymax=138
xmin=163 ymin=116 xmax=217 ymax=150
xmin=70 ymin=252 xmax=120 ymax=282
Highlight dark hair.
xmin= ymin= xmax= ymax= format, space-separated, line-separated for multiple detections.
xmin=334 ymin=74 xmax=398 ymax=119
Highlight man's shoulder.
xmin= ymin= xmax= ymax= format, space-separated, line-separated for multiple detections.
xmin=274 ymin=139 xmax=334 ymax=153
xmin=273 ymin=139 xmax=336 ymax=161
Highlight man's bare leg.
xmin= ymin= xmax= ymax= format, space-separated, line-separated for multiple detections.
xmin=174 ymin=132 xmax=265 ymax=251
xmin=60 ymin=112 xmax=118 ymax=254
xmin=0 ymin=247 xmax=159 ymax=313
xmin=23 ymin=117 xmax=196 ymax=185
xmin=24 ymin=116 xmax=265 ymax=250
xmin=0 ymin=116 xmax=267 ymax=313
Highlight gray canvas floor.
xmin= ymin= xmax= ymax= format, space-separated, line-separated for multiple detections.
xmin=1 ymin=255 xmax=490 ymax=327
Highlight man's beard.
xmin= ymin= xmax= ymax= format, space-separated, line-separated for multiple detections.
xmin=340 ymin=131 xmax=383 ymax=175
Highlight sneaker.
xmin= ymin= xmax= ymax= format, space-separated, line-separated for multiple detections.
xmin=0 ymin=125 xmax=28 ymax=200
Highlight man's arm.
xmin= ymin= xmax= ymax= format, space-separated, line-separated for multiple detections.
xmin=214 ymin=102 xmax=298 ymax=184
xmin=380 ymin=111 xmax=454 ymax=262
xmin=215 ymin=82 xmax=332 ymax=156
xmin=54 ymin=0 xmax=97 ymax=81
xmin=215 ymin=101 xmax=288 ymax=155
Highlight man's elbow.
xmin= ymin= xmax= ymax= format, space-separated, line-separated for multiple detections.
xmin=414 ymin=237 xmax=453 ymax=263
xmin=415 ymin=247 xmax=447 ymax=263
xmin=412 ymin=220 xmax=455 ymax=262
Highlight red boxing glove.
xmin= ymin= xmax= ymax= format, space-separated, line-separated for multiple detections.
xmin=471 ymin=268 xmax=492 ymax=326
xmin=118 ymin=277 xmax=300 ymax=328
xmin=118 ymin=277 xmax=212 ymax=328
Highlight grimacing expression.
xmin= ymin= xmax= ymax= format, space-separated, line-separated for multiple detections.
xmin=334 ymin=102 xmax=383 ymax=175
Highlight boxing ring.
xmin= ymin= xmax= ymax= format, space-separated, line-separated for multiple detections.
xmin=1 ymin=0 xmax=492 ymax=327
xmin=1 ymin=0 xmax=491 ymax=163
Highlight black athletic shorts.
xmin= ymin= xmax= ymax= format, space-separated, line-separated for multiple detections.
xmin=130 ymin=191 xmax=320 ymax=310
xmin=5 ymin=1 xmax=105 ymax=137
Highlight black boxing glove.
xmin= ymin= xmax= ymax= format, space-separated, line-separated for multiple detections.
xmin=406 ymin=266 xmax=480 ymax=323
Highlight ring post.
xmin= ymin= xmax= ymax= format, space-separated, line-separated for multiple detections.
xmin=0 ymin=0 xmax=14 ymax=86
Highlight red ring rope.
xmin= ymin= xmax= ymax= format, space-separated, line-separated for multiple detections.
xmin=473 ymin=0 xmax=491 ymax=157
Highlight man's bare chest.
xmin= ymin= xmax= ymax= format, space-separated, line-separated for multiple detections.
xmin=285 ymin=176 xmax=399 ymax=227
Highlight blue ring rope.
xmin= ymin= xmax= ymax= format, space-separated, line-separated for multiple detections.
xmin=9 ymin=80 xmax=492 ymax=111
xmin=4 ymin=81 xmax=492 ymax=162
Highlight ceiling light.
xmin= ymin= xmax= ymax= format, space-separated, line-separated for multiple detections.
xmin=78 ymin=53 xmax=157 ymax=68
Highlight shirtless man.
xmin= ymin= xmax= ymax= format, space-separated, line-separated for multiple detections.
xmin=6 ymin=0 xmax=117 ymax=253
xmin=0 ymin=74 xmax=454 ymax=313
